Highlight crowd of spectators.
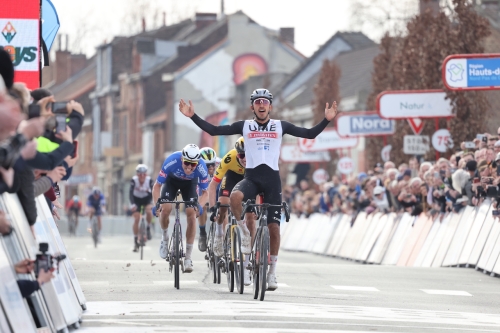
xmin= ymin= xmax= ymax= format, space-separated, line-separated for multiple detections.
xmin=0 ymin=46 xmax=84 ymax=310
xmin=286 ymin=134 xmax=500 ymax=220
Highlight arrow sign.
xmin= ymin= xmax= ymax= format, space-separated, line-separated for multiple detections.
xmin=407 ymin=118 xmax=424 ymax=135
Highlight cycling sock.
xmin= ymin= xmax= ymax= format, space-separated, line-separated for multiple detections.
xmin=269 ymin=255 xmax=278 ymax=274
xmin=244 ymin=255 xmax=250 ymax=268
xmin=199 ymin=225 xmax=206 ymax=235
xmin=161 ymin=228 xmax=168 ymax=241
xmin=216 ymin=223 xmax=223 ymax=237
xmin=185 ymin=243 xmax=193 ymax=260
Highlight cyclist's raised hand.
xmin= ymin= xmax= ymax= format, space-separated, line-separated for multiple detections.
xmin=179 ymin=99 xmax=194 ymax=118
xmin=324 ymin=101 xmax=338 ymax=121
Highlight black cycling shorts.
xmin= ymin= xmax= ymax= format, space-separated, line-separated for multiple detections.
xmin=218 ymin=170 xmax=244 ymax=198
xmin=233 ymin=166 xmax=282 ymax=225
xmin=160 ymin=177 xmax=198 ymax=208
xmin=133 ymin=194 xmax=152 ymax=211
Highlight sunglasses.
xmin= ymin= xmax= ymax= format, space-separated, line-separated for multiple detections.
xmin=183 ymin=160 xmax=198 ymax=167
xmin=237 ymin=153 xmax=245 ymax=159
xmin=253 ymin=98 xmax=270 ymax=106
xmin=206 ymin=163 xmax=215 ymax=168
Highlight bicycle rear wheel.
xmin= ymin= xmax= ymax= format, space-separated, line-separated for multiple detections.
xmin=252 ymin=229 xmax=260 ymax=299
xmin=233 ymin=227 xmax=244 ymax=294
xmin=174 ymin=223 xmax=181 ymax=289
xmin=139 ymin=219 xmax=146 ymax=260
xmin=259 ymin=226 xmax=269 ymax=301
xmin=224 ymin=227 xmax=234 ymax=292
xmin=92 ymin=217 xmax=98 ymax=248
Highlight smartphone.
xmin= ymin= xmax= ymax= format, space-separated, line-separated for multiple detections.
xmin=406 ymin=194 xmax=412 ymax=199
xmin=28 ymin=104 xmax=40 ymax=119
xmin=484 ymin=177 xmax=494 ymax=185
xmin=72 ymin=140 xmax=78 ymax=158
xmin=476 ymin=134 xmax=486 ymax=141
xmin=55 ymin=115 xmax=66 ymax=133
xmin=464 ymin=141 xmax=476 ymax=149
xmin=473 ymin=178 xmax=480 ymax=184
xmin=52 ymin=101 xmax=67 ymax=114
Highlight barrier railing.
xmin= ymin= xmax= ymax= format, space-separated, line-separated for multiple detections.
xmin=0 ymin=193 xmax=85 ymax=332
xmin=282 ymin=200 xmax=500 ymax=277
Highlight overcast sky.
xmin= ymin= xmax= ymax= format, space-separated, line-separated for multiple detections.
xmin=50 ymin=0 xmax=418 ymax=57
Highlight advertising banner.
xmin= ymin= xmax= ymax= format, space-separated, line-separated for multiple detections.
xmin=280 ymin=144 xmax=330 ymax=162
xmin=443 ymin=53 xmax=500 ymax=91
xmin=377 ymin=90 xmax=454 ymax=119
xmin=0 ymin=0 xmax=41 ymax=89
xmin=336 ymin=111 xmax=395 ymax=138
xmin=298 ymin=128 xmax=358 ymax=152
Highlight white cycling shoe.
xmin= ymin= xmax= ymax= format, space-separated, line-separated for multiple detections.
xmin=159 ymin=240 xmax=169 ymax=259
xmin=184 ymin=259 xmax=193 ymax=273
xmin=238 ymin=223 xmax=251 ymax=254
xmin=244 ymin=268 xmax=252 ymax=286
xmin=214 ymin=234 xmax=224 ymax=257
xmin=267 ymin=273 xmax=278 ymax=291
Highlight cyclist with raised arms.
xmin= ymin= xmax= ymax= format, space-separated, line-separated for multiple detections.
xmin=179 ymin=89 xmax=337 ymax=289
xmin=197 ymin=147 xmax=217 ymax=252
xmin=208 ymin=137 xmax=255 ymax=286
xmin=152 ymin=144 xmax=209 ymax=273
xmin=130 ymin=164 xmax=154 ymax=252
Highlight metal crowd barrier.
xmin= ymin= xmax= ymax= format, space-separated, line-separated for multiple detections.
xmin=0 ymin=193 xmax=86 ymax=332
xmin=281 ymin=199 xmax=500 ymax=276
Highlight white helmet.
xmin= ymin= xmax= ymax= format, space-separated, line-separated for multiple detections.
xmin=200 ymin=147 xmax=217 ymax=164
xmin=182 ymin=144 xmax=201 ymax=162
xmin=136 ymin=164 xmax=148 ymax=173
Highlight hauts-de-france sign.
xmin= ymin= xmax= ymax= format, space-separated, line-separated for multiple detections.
xmin=377 ymin=89 xmax=454 ymax=119
xmin=443 ymin=53 xmax=500 ymax=91
xmin=0 ymin=0 xmax=41 ymax=89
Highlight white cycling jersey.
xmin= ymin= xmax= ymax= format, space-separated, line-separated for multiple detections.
xmin=242 ymin=119 xmax=283 ymax=171
xmin=132 ymin=175 xmax=152 ymax=198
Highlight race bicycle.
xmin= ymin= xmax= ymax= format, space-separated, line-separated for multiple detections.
xmin=221 ymin=206 xmax=245 ymax=294
xmin=68 ymin=210 xmax=78 ymax=236
xmin=207 ymin=202 xmax=229 ymax=284
xmin=156 ymin=193 xmax=197 ymax=289
xmin=89 ymin=215 xmax=99 ymax=248
xmin=241 ymin=200 xmax=290 ymax=301
xmin=136 ymin=206 xmax=148 ymax=260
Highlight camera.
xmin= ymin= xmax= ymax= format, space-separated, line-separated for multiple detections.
xmin=34 ymin=242 xmax=66 ymax=278
xmin=0 ymin=133 xmax=27 ymax=169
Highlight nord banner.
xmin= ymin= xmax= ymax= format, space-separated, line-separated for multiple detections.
xmin=377 ymin=89 xmax=454 ymax=119
xmin=0 ymin=0 xmax=41 ymax=89
xmin=443 ymin=53 xmax=500 ymax=91
xmin=336 ymin=111 xmax=395 ymax=138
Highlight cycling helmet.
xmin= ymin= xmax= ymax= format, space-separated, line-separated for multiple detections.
xmin=72 ymin=195 xmax=79 ymax=202
xmin=92 ymin=187 xmax=101 ymax=195
xmin=182 ymin=144 xmax=201 ymax=162
xmin=136 ymin=164 xmax=148 ymax=174
xmin=250 ymin=88 xmax=273 ymax=104
xmin=235 ymin=137 xmax=245 ymax=154
xmin=200 ymin=147 xmax=217 ymax=164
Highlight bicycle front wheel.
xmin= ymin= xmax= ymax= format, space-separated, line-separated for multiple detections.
xmin=233 ymin=227 xmax=244 ymax=294
xmin=259 ymin=226 xmax=269 ymax=301
xmin=92 ymin=218 xmax=98 ymax=248
xmin=174 ymin=223 xmax=181 ymax=289
xmin=224 ymin=227 xmax=234 ymax=292
xmin=139 ymin=219 xmax=146 ymax=260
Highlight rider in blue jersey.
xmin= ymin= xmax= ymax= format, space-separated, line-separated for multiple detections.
xmin=87 ymin=187 xmax=106 ymax=242
xmin=152 ymin=144 xmax=209 ymax=273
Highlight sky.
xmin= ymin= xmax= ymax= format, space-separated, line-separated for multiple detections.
xmin=50 ymin=0 xmax=419 ymax=57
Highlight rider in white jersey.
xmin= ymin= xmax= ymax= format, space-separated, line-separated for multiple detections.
xmin=130 ymin=164 xmax=154 ymax=252
xmin=178 ymin=89 xmax=337 ymax=290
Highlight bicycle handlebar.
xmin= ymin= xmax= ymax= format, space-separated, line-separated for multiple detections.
xmin=156 ymin=197 xmax=198 ymax=209
xmin=209 ymin=202 xmax=230 ymax=222
xmin=241 ymin=200 xmax=290 ymax=222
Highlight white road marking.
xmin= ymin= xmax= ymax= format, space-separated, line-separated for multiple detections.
xmin=421 ymin=289 xmax=472 ymax=296
xmin=331 ymin=286 xmax=379 ymax=292
xmin=77 ymin=326 xmax=399 ymax=333
xmin=278 ymin=283 xmax=290 ymax=287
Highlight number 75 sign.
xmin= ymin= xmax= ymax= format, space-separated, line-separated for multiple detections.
xmin=432 ymin=129 xmax=454 ymax=153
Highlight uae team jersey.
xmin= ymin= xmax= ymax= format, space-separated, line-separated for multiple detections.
xmin=190 ymin=115 xmax=330 ymax=171
xmin=157 ymin=151 xmax=210 ymax=190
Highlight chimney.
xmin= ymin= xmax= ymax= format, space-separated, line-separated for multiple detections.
xmin=65 ymin=34 xmax=69 ymax=51
xmin=221 ymin=0 xmax=225 ymax=18
xmin=195 ymin=13 xmax=217 ymax=29
xmin=163 ymin=12 xmax=166 ymax=26
xmin=419 ymin=0 xmax=440 ymax=15
xmin=142 ymin=17 xmax=146 ymax=32
xmin=280 ymin=28 xmax=295 ymax=46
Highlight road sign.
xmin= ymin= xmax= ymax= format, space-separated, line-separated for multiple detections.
xmin=280 ymin=145 xmax=331 ymax=162
xmin=403 ymin=135 xmax=430 ymax=155
xmin=432 ymin=129 xmax=454 ymax=153
xmin=377 ymin=90 xmax=454 ymax=119
xmin=336 ymin=111 xmax=395 ymax=138
xmin=407 ymin=118 xmax=424 ymax=135
xmin=337 ymin=157 xmax=355 ymax=174
xmin=443 ymin=53 xmax=500 ymax=91
xmin=298 ymin=128 xmax=358 ymax=152
xmin=381 ymin=145 xmax=392 ymax=162
xmin=312 ymin=168 xmax=329 ymax=185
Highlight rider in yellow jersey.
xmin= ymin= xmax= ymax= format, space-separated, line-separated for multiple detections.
xmin=208 ymin=137 xmax=255 ymax=285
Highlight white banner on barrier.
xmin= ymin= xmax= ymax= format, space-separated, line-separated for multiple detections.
xmin=432 ymin=213 xmax=462 ymax=267
xmin=460 ymin=203 xmax=490 ymax=266
xmin=412 ymin=217 xmax=441 ymax=267
xmin=442 ymin=206 xmax=476 ymax=267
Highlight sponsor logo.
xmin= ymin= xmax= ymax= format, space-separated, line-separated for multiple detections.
xmin=200 ymin=177 xmax=209 ymax=183
xmin=0 ymin=20 xmax=38 ymax=70
xmin=448 ymin=63 xmax=465 ymax=82
xmin=350 ymin=115 xmax=393 ymax=134
xmin=159 ymin=170 xmax=166 ymax=178
xmin=2 ymin=22 xmax=16 ymax=43
xmin=248 ymin=132 xmax=278 ymax=139
xmin=222 ymin=190 xmax=229 ymax=196
xmin=198 ymin=164 xmax=208 ymax=177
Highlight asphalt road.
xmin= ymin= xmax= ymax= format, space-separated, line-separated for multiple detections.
xmin=61 ymin=216 xmax=500 ymax=333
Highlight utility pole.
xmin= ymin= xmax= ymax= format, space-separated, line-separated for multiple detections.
xmin=221 ymin=0 xmax=225 ymax=19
